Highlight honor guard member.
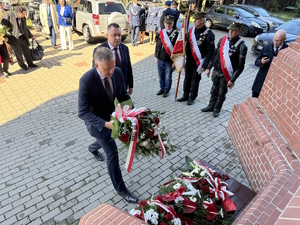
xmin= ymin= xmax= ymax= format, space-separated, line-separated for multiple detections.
xmin=129 ymin=0 xmax=141 ymax=46
xmin=177 ymin=12 xmax=215 ymax=105
xmin=202 ymin=21 xmax=248 ymax=117
xmin=155 ymin=15 xmax=179 ymax=97
xmin=172 ymin=1 xmax=180 ymax=30
xmin=147 ymin=0 xmax=159 ymax=45
xmin=157 ymin=4 xmax=164 ymax=32
xmin=160 ymin=0 xmax=175 ymax=30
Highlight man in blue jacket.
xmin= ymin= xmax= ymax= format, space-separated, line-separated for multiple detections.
xmin=92 ymin=23 xmax=134 ymax=95
xmin=160 ymin=0 xmax=175 ymax=30
xmin=172 ymin=1 xmax=180 ymax=30
xmin=78 ymin=47 xmax=138 ymax=203
xmin=129 ymin=0 xmax=141 ymax=46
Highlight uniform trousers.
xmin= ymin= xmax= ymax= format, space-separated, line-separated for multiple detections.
xmin=59 ymin=25 xmax=73 ymax=51
xmin=131 ymin=26 xmax=139 ymax=45
xmin=157 ymin=59 xmax=172 ymax=93
xmin=182 ymin=61 xmax=201 ymax=100
xmin=89 ymin=132 xmax=126 ymax=193
xmin=0 ymin=43 xmax=9 ymax=73
xmin=11 ymin=35 xmax=33 ymax=68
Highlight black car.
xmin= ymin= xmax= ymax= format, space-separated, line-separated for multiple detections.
xmin=231 ymin=4 xmax=285 ymax=31
xmin=252 ymin=18 xmax=300 ymax=53
xmin=205 ymin=5 xmax=268 ymax=37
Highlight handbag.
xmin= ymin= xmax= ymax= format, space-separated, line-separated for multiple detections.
xmin=63 ymin=17 xmax=72 ymax=24
xmin=30 ymin=39 xmax=44 ymax=61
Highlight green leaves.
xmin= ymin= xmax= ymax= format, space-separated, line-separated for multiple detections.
xmin=185 ymin=156 xmax=194 ymax=171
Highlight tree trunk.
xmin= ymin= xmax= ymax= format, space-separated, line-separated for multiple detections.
xmin=201 ymin=0 xmax=207 ymax=12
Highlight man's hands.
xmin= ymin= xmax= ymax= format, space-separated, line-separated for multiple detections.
xmin=155 ymin=57 xmax=157 ymax=63
xmin=172 ymin=63 xmax=175 ymax=70
xmin=261 ymin=57 xmax=269 ymax=65
xmin=200 ymin=68 xmax=205 ymax=72
xmin=227 ymin=81 xmax=234 ymax=88
xmin=128 ymin=88 xmax=133 ymax=95
xmin=105 ymin=120 xmax=114 ymax=130
xmin=206 ymin=69 xmax=210 ymax=78
xmin=32 ymin=36 xmax=36 ymax=40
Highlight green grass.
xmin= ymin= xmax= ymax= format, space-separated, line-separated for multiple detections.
xmin=269 ymin=11 xmax=298 ymax=22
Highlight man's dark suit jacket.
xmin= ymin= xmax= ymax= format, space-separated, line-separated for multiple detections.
xmin=92 ymin=41 xmax=133 ymax=89
xmin=252 ymin=42 xmax=288 ymax=94
xmin=160 ymin=7 xmax=175 ymax=30
xmin=78 ymin=67 xmax=130 ymax=138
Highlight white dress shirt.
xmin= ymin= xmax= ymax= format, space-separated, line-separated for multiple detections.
xmin=96 ymin=69 xmax=114 ymax=94
xmin=107 ymin=42 xmax=121 ymax=62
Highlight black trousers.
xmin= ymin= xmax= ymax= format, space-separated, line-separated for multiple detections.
xmin=11 ymin=35 xmax=33 ymax=68
xmin=252 ymin=92 xmax=259 ymax=98
xmin=0 ymin=43 xmax=9 ymax=73
xmin=183 ymin=62 xmax=201 ymax=100
xmin=207 ymin=70 xmax=228 ymax=113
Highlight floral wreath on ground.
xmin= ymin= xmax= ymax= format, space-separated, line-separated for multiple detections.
xmin=129 ymin=156 xmax=236 ymax=225
xmin=111 ymin=98 xmax=178 ymax=173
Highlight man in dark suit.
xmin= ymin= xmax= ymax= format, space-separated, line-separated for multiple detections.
xmin=78 ymin=47 xmax=138 ymax=203
xmin=172 ymin=1 xmax=180 ymax=30
xmin=252 ymin=29 xmax=288 ymax=98
xmin=160 ymin=0 xmax=175 ymax=30
xmin=1 ymin=6 xmax=38 ymax=70
xmin=92 ymin=23 xmax=134 ymax=95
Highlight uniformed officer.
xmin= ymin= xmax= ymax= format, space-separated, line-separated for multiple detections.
xmin=155 ymin=15 xmax=179 ymax=97
xmin=129 ymin=0 xmax=141 ymax=46
xmin=172 ymin=1 xmax=180 ymax=30
xmin=157 ymin=4 xmax=165 ymax=32
xmin=147 ymin=0 xmax=159 ymax=45
xmin=201 ymin=21 xmax=248 ymax=117
xmin=160 ymin=0 xmax=175 ymax=30
xmin=177 ymin=12 xmax=215 ymax=105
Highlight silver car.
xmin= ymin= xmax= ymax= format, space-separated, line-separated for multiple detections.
xmin=75 ymin=0 xmax=130 ymax=43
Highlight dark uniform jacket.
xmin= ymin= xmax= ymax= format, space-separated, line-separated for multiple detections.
xmin=160 ymin=7 xmax=174 ymax=30
xmin=173 ymin=8 xmax=180 ymax=30
xmin=186 ymin=26 xmax=215 ymax=70
xmin=252 ymin=42 xmax=288 ymax=94
xmin=155 ymin=29 xmax=179 ymax=63
xmin=208 ymin=36 xmax=248 ymax=83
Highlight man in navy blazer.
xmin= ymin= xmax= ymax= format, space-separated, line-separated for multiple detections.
xmin=78 ymin=47 xmax=138 ymax=203
xmin=92 ymin=23 xmax=134 ymax=95
xmin=252 ymin=30 xmax=288 ymax=98
xmin=160 ymin=0 xmax=176 ymax=30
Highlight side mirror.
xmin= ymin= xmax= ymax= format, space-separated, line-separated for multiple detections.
xmin=235 ymin=14 xmax=239 ymax=19
xmin=254 ymin=13 xmax=259 ymax=17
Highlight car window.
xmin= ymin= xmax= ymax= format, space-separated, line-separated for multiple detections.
xmin=214 ymin=6 xmax=225 ymax=14
xmin=99 ymin=3 xmax=126 ymax=14
xmin=243 ymin=8 xmax=257 ymax=15
xmin=78 ymin=0 xmax=87 ymax=12
xmin=255 ymin=8 xmax=271 ymax=17
xmin=235 ymin=8 xmax=254 ymax=18
xmin=87 ymin=1 xmax=92 ymax=13
xmin=226 ymin=8 xmax=237 ymax=17
xmin=276 ymin=20 xmax=300 ymax=35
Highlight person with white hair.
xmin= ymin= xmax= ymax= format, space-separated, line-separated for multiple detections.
xmin=252 ymin=29 xmax=288 ymax=98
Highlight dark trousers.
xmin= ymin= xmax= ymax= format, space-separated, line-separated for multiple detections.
xmin=11 ymin=35 xmax=33 ymax=68
xmin=183 ymin=62 xmax=201 ymax=100
xmin=252 ymin=92 xmax=259 ymax=98
xmin=89 ymin=134 xmax=126 ymax=192
xmin=207 ymin=70 xmax=228 ymax=113
xmin=0 ymin=43 xmax=9 ymax=73
xmin=131 ymin=26 xmax=139 ymax=44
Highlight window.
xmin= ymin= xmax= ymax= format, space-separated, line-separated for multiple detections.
xmin=78 ymin=0 xmax=87 ymax=11
xmin=226 ymin=8 xmax=237 ymax=17
xmin=214 ymin=6 xmax=225 ymax=14
xmin=87 ymin=1 xmax=92 ymax=13
xmin=98 ymin=3 xmax=126 ymax=15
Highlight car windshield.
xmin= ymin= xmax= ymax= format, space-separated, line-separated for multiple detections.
xmin=99 ymin=3 xmax=126 ymax=14
xmin=255 ymin=8 xmax=271 ymax=17
xmin=235 ymin=8 xmax=254 ymax=18
xmin=275 ymin=20 xmax=300 ymax=35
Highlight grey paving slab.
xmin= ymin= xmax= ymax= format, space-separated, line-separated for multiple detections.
xmin=0 ymin=28 xmax=260 ymax=224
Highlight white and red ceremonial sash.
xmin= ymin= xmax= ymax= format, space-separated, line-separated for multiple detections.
xmin=159 ymin=29 xmax=174 ymax=57
xmin=189 ymin=27 xmax=207 ymax=74
xmin=220 ymin=36 xmax=234 ymax=84
xmin=113 ymin=104 xmax=166 ymax=173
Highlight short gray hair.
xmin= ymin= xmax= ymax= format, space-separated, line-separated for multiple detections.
xmin=94 ymin=47 xmax=115 ymax=64
xmin=15 ymin=6 xmax=26 ymax=13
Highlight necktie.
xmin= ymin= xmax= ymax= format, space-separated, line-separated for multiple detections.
xmin=47 ymin=6 xmax=50 ymax=15
xmin=114 ymin=48 xmax=121 ymax=68
xmin=274 ymin=47 xmax=279 ymax=56
xmin=104 ymin=77 xmax=114 ymax=103
xmin=18 ymin=18 xmax=24 ymax=34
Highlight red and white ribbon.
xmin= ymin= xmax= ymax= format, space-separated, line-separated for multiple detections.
xmin=112 ymin=104 xmax=166 ymax=173
xmin=148 ymin=200 xmax=178 ymax=219
xmin=159 ymin=29 xmax=174 ymax=57
xmin=220 ymin=36 xmax=233 ymax=84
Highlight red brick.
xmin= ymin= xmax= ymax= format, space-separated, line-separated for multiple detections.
xmin=281 ymin=208 xmax=300 ymax=219
xmin=264 ymin=208 xmax=281 ymax=225
xmin=278 ymin=192 xmax=293 ymax=210
xmin=257 ymin=213 xmax=269 ymax=224
xmin=276 ymin=219 xmax=300 ymax=225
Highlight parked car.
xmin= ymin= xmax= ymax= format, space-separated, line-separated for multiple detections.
xmin=205 ymin=5 xmax=268 ymax=37
xmin=231 ymin=4 xmax=285 ymax=31
xmin=74 ymin=0 xmax=129 ymax=43
xmin=252 ymin=18 xmax=300 ymax=53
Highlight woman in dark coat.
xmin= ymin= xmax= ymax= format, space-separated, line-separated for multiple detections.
xmin=139 ymin=2 xmax=147 ymax=44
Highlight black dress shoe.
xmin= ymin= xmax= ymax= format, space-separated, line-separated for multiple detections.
xmin=21 ymin=66 xmax=28 ymax=71
xmin=177 ymin=96 xmax=188 ymax=102
xmin=92 ymin=151 xmax=104 ymax=161
xmin=28 ymin=63 xmax=38 ymax=68
xmin=186 ymin=99 xmax=194 ymax=105
xmin=201 ymin=106 xmax=214 ymax=112
xmin=163 ymin=92 xmax=169 ymax=98
xmin=4 ymin=70 xmax=12 ymax=76
xmin=157 ymin=90 xmax=164 ymax=95
xmin=213 ymin=111 xmax=220 ymax=117
xmin=117 ymin=189 xmax=138 ymax=203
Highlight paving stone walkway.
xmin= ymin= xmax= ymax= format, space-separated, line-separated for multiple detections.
xmin=0 ymin=28 xmax=259 ymax=225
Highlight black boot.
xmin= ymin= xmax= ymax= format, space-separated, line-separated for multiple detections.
xmin=201 ymin=104 xmax=215 ymax=112
xmin=177 ymin=96 xmax=188 ymax=102
xmin=213 ymin=99 xmax=225 ymax=117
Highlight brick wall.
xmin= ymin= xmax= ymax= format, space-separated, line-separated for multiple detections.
xmin=227 ymin=33 xmax=300 ymax=224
